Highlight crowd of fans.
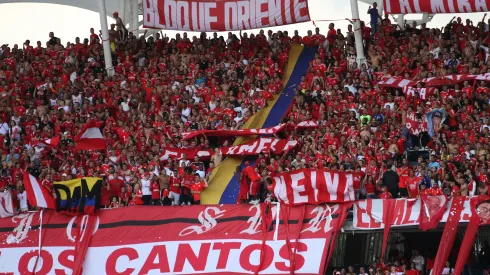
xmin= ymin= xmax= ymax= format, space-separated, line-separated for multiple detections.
xmin=1 ymin=6 xmax=490 ymax=211
xmin=333 ymin=249 xmax=445 ymax=275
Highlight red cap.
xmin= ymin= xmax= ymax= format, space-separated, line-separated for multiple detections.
xmin=245 ymin=161 xmax=250 ymax=166
xmin=113 ymin=11 xmax=119 ymax=16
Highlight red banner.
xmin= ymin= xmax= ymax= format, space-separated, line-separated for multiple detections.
xmin=160 ymin=138 xmax=297 ymax=161
xmin=405 ymin=111 xmax=427 ymax=136
xmin=384 ymin=0 xmax=490 ymax=14
xmin=353 ymin=198 xmax=472 ymax=229
xmin=272 ymin=169 xmax=356 ymax=206
xmin=0 ymin=204 xmax=349 ymax=275
xmin=432 ymin=196 xmax=466 ymax=275
xmin=143 ymin=0 xmax=310 ymax=31
xmin=182 ymin=121 xmax=318 ymax=141
xmin=455 ymin=195 xmax=490 ymax=274
xmin=419 ymin=194 xmax=448 ymax=231
xmin=220 ymin=138 xmax=297 ymax=156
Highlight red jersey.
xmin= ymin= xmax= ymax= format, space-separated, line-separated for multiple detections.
xmin=169 ymin=177 xmax=181 ymax=193
xmin=134 ymin=190 xmax=144 ymax=205
xmin=151 ymin=182 xmax=160 ymax=199
xmin=191 ymin=181 xmax=206 ymax=201
xmin=379 ymin=191 xmax=392 ymax=199
xmin=404 ymin=176 xmax=422 ymax=198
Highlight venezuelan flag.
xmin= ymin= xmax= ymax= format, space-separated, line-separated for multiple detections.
xmin=201 ymin=44 xmax=317 ymax=204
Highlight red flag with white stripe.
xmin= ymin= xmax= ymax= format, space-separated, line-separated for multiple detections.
xmin=75 ymin=120 xmax=106 ymax=151
xmin=32 ymin=135 xmax=60 ymax=147
xmin=23 ymin=172 xmax=56 ymax=209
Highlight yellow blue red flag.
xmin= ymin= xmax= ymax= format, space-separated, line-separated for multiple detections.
xmin=53 ymin=177 xmax=102 ymax=215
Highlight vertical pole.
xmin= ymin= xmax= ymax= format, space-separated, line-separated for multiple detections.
xmin=349 ymin=0 xmax=366 ymax=65
xmin=97 ymin=0 xmax=114 ymax=76
xmin=397 ymin=14 xmax=405 ymax=30
xmin=421 ymin=13 xmax=429 ymax=24
xmin=378 ymin=0 xmax=384 ymax=21
xmin=120 ymin=0 xmax=126 ymax=23
xmin=132 ymin=0 xmax=139 ymax=37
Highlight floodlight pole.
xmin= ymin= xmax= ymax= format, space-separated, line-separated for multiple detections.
xmin=350 ymin=0 xmax=366 ymax=66
xmin=97 ymin=0 xmax=114 ymax=76
xmin=397 ymin=14 xmax=405 ymax=30
xmin=132 ymin=0 xmax=139 ymax=37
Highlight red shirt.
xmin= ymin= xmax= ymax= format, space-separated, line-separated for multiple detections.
xmin=191 ymin=181 xmax=206 ymax=201
xmin=379 ymin=191 xmax=392 ymax=199
xmin=134 ymin=190 xmax=144 ymax=205
xmin=151 ymin=182 xmax=160 ymax=199
xmin=169 ymin=177 xmax=181 ymax=193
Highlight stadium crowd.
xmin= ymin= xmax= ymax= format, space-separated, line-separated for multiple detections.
xmin=1 ymin=7 xmax=490 ymax=212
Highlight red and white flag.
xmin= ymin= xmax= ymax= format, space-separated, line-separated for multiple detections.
xmin=75 ymin=120 xmax=106 ymax=151
xmin=0 ymin=191 xmax=15 ymax=218
xmin=32 ymin=135 xmax=60 ymax=147
xmin=23 ymin=172 xmax=56 ymax=209
xmin=272 ymin=169 xmax=356 ymax=205
xmin=420 ymin=194 xmax=448 ymax=231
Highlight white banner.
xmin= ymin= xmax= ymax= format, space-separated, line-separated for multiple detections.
xmin=143 ymin=0 xmax=310 ymax=31
xmin=353 ymin=198 xmax=473 ymax=230
xmin=0 ymin=239 xmax=325 ymax=275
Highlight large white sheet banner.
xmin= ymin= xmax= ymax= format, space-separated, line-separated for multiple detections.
xmin=143 ymin=0 xmax=310 ymax=31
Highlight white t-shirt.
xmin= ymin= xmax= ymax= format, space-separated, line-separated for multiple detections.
xmin=412 ymin=255 xmax=425 ymax=271
xmin=0 ymin=122 xmax=9 ymax=136
xmin=17 ymin=192 xmax=27 ymax=209
xmin=141 ymin=179 xmax=151 ymax=196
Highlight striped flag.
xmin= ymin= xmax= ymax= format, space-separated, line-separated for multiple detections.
xmin=23 ymin=172 xmax=56 ymax=209
xmin=75 ymin=120 xmax=106 ymax=151
xmin=32 ymin=135 xmax=60 ymax=147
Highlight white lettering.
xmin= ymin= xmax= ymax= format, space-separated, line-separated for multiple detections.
xmin=282 ymin=140 xmax=297 ymax=152
xmin=343 ymin=174 xmax=355 ymax=201
xmin=323 ymin=172 xmax=338 ymax=201
xmin=431 ymin=0 xmax=447 ymax=13
xmin=447 ymin=0 xmax=456 ymax=12
xmin=273 ymin=175 xmax=289 ymax=203
xmin=204 ymin=3 xmax=217 ymax=31
xmin=179 ymin=207 xmax=226 ymax=236
xmin=310 ymin=171 xmax=318 ymax=202
xmin=419 ymin=88 xmax=426 ymax=100
xmin=176 ymin=1 xmax=190 ymax=30
xmin=250 ymin=0 xmax=256 ymax=28
xmin=237 ymin=1 xmax=251 ymax=29
xmin=269 ymin=139 xmax=279 ymax=153
xmin=412 ymin=0 xmax=422 ymax=12
xmin=291 ymin=172 xmax=308 ymax=204
xmin=145 ymin=0 xmax=157 ymax=27
xmin=256 ymin=138 xmax=272 ymax=153
xmin=268 ymin=0 xmax=283 ymax=26
xmin=224 ymin=2 xmax=238 ymax=30
xmin=399 ymin=0 xmax=413 ymax=13
xmin=457 ymin=0 xmax=472 ymax=12
xmin=238 ymin=141 xmax=258 ymax=154
xmin=160 ymin=149 xmax=179 ymax=161
xmin=293 ymin=0 xmax=309 ymax=23
xmin=284 ymin=0 xmax=292 ymax=24
xmin=476 ymin=0 xmax=489 ymax=11
xmin=164 ymin=0 xmax=177 ymax=29
xmin=225 ymin=145 xmax=239 ymax=155
xmin=257 ymin=0 xmax=269 ymax=27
